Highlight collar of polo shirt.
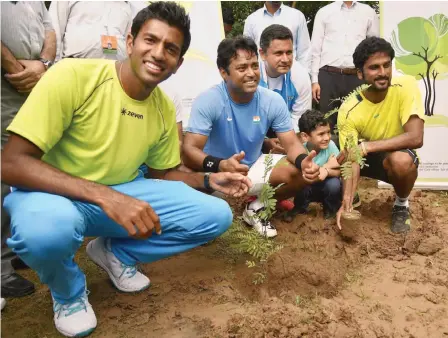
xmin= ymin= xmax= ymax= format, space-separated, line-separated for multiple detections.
xmin=263 ymin=3 xmax=283 ymax=17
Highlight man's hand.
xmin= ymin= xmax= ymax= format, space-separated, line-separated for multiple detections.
xmin=209 ymin=172 xmax=252 ymax=197
xmin=312 ymin=83 xmax=321 ymax=103
xmin=336 ymin=198 xmax=353 ymax=230
xmin=99 ymin=191 xmax=161 ymax=239
xmin=318 ymin=167 xmax=329 ymax=181
xmin=5 ymin=60 xmax=46 ymax=93
xmin=263 ymin=138 xmax=285 ymax=154
xmin=219 ymin=151 xmax=249 ymax=175
xmin=301 ymin=150 xmax=320 ymax=183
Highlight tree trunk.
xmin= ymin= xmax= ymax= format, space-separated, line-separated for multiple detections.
xmin=431 ymin=73 xmax=438 ymax=116
xmin=425 ymin=65 xmax=432 ymax=116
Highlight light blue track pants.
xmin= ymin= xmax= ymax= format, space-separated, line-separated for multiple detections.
xmin=4 ymin=176 xmax=232 ymax=304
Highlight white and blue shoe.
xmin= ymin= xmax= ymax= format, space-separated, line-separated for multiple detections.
xmin=86 ymin=237 xmax=150 ymax=293
xmin=53 ymin=291 xmax=96 ymax=337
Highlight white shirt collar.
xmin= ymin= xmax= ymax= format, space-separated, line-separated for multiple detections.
xmin=263 ymin=3 xmax=283 ymax=17
xmin=338 ymin=1 xmax=358 ymax=9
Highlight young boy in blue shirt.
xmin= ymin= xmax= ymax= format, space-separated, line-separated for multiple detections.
xmin=286 ymin=109 xmax=342 ymax=220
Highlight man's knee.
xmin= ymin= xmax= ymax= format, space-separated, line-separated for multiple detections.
xmin=323 ymin=177 xmax=342 ymax=196
xmin=384 ymin=151 xmax=417 ymax=178
xmin=5 ymin=193 xmax=84 ymax=262
xmin=208 ymin=198 xmax=233 ymax=237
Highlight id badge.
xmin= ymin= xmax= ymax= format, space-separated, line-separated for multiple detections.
xmin=101 ymin=35 xmax=118 ymax=55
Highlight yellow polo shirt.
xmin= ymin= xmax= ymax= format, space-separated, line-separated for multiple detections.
xmin=7 ymin=59 xmax=180 ymax=185
xmin=338 ymin=75 xmax=425 ymax=150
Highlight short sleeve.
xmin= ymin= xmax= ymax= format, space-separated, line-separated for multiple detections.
xmin=399 ymin=77 xmax=425 ymax=126
xmin=145 ymin=99 xmax=181 ymax=170
xmin=270 ymin=94 xmax=293 ymax=133
xmin=337 ymin=101 xmax=359 ymax=151
xmin=41 ymin=2 xmax=54 ymax=32
xmin=328 ymin=140 xmax=340 ymax=157
xmin=7 ymin=60 xmax=79 ymax=153
xmin=185 ymin=90 xmax=219 ymax=136
xmin=291 ymin=63 xmax=312 ymax=120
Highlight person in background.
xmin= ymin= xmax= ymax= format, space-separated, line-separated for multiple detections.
xmin=1 ymin=0 xmax=56 ymax=303
xmin=222 ymin=7 xmax=235 ymax=37
xmin=284 ymin=109 xmax=341 ymax=222
xmin=259 ymin=24 xmax=311 ymax=140
xmin=311 ymin=1 xmax=379 ymax=130
xmin=244 ymin=1 xmax=311 ymax=73
xmin=49 ymin=1 xmax=133 ymax=61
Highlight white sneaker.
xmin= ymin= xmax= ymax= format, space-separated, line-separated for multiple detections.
xmin=242 ymin=199 xmax=277 ymax=238
xmin=1 ymin=297 xmax=6 ymax=311
xmin=53 ymin=292 xmax=97 ymax=337
xmin=86 ymin=237 xmax=150 ymax=293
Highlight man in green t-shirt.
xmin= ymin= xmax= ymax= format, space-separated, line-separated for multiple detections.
xmin=1 ymin=3 xmax=250 ymax=337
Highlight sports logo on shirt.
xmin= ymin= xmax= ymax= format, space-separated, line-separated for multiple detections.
xmin=121 ymin=108 xmax=144 ymax=120
xmin=253 ymin=116 xmax=261 ymax=123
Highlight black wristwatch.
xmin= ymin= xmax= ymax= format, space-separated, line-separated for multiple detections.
xmin=204 ymin=172 xmax=214 ymax=192
xmin=39 ymin=58 xmax=54 ymax=70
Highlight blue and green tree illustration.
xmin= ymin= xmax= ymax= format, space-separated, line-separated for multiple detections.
xmin=390 ymin=14 xmax=447 ymax=117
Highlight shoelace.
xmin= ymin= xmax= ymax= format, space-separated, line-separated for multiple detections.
xmin=119 ymin=263 xmax=138 ymax=279
xmin=54 ymin=291 xmax=90 ymax=318
xmin=392 ymin=206 xmax=409 ymax=222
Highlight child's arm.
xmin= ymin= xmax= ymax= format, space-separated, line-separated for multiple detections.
xmin=323 ymin=155 xmax=341 ymax=177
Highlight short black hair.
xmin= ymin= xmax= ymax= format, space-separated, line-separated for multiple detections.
xmin=298 ymin=109 xmax=330 ymax=134
xmin=353 ymin=37 xmax=395 ymax=70
xmin=217 ymin=36 xmax=258 ymax=73
xmin=260 ymin=24 xmax=293 ymax=52
xmin=131 ymin=2 xmax=191 ymax=58
xmin=222 ymin=7 xmax=235 ymax=25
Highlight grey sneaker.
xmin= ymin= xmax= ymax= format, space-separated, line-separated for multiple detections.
xmin=391 ymin=205 xmax=411 ymax=233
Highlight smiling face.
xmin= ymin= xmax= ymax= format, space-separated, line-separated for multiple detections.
xmin=260 ymin=38 xmax=293 ymax=77
xmin=358 ymin=51 xmax=393 ymax=92
xmin=127 ymin=19 xmax=184 ymax=88
xmin=302 ymin=123 xmax=331 ymax=150
xmin=220 ymin=49 xmax=260 ymax=96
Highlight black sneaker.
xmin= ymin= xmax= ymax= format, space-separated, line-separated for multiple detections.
xmin=391 ymin=205 xmax=411 ymax=233
xmin=1 ymin=273 xmax=35 ymax=298
xmin=282 ymin=208 xmax=307 ymax=223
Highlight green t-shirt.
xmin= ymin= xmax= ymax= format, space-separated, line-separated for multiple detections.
xmin=304 ymin=140 xmax=340 ymax=167
xmin=8 ymin=59 xmax=180 ymax=186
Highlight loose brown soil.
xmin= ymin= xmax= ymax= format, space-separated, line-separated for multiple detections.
xmin=2 ymin=178 xmax=448 ymax=338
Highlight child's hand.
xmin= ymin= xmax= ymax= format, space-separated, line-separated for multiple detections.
xmin=318 ymin=167 xmax=328 ymax=181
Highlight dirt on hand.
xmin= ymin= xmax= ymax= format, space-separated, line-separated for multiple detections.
xmin=2 ymin=178 xmax=448 ymax=338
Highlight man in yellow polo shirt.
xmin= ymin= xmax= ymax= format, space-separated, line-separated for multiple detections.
xmin=1 ymin=3 xmax=250 ymax=337
xmin=337 ymin=37 xmax=424 ymax=234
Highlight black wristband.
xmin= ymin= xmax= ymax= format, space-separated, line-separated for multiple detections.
xmin=294 ymin=153 xmax=308 ymax=171
xmin=203 ymin=155 xmax=223 ymax=173
xmin=203 ymin=172 xmax=214 ymax=192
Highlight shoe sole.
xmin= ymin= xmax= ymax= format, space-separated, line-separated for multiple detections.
xmin=242 ymin=212 xmax=277 ymax=238
xmin=86 ymin=241 xmax=150 ymax=293
xmin=57 ymin=326 xmax=96 ymax=338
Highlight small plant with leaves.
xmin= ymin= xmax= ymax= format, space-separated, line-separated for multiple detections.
xmin=257 ymin=154 xmax=284 ymax=221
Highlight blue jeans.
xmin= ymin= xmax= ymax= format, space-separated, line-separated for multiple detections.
xmin=4 ymin=175 xmax=232 ymax=304
xmin=294 ymin=177 xmax=342 ymax=214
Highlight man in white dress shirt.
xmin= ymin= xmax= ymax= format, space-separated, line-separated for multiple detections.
xmin=310 ymin=1 xmax=379 ymax=129
xmin=244 ymin=1 xmax=311 ymax=73
xmin=49 ymin=1 xmax=133 ymax=61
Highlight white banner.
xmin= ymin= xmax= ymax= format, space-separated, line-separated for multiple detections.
xmin=130 ymin=1 xmax=224 ymax=129
xmin=380 ymin=1 xmax=448 ymax=190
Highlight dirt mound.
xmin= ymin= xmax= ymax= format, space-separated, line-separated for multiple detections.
xmin=2 ymin=179 xmax=448 ymax=338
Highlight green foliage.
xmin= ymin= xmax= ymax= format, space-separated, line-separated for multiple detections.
xmin=219 ymin=218 xmax=284 ymax=284
xmin=257 ymin=154 xmax=284 ymax=222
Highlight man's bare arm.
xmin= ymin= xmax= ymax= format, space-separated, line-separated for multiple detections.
xmin=364 ymin=116 xmax=424 ymax=153
xmin=1 ymin=42 xmax=24 ymax=74
xmin=40 ymin=30 xmax=57 ymax=61
xmin=2 ymin=134 xmax=116 ymax=206
xmin=276 ymin=130 xmax=308 ymax=163
xmin=1 ymin=134 xmax=162 ymax=238
xmin=181 ymin=132 xmax=209 ymax=171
